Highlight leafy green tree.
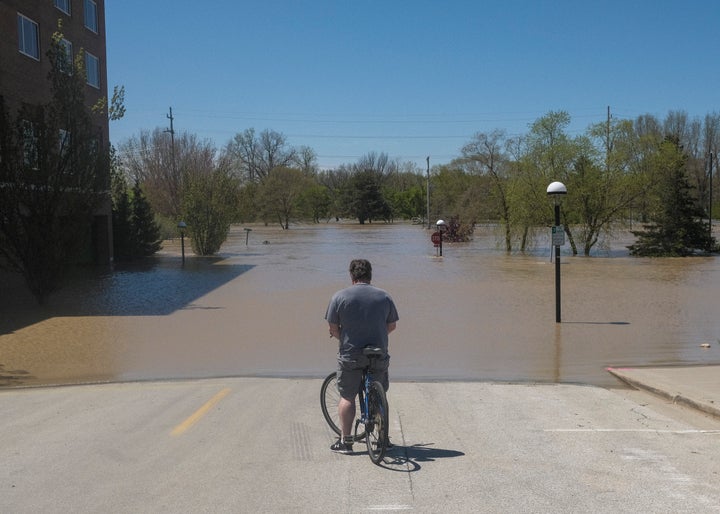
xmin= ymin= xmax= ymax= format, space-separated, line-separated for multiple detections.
xmin=259 ymin=167 xmax=312 ymax=229
xmin=0 ymin=31 xmax=107 ymax=303
xmin=300 ymin=183 xmax=332 ymax=223
xmin=182 ymin=166 xmax=239 ymax=255
xmin=431 ymin=165 xmax=472 ymax=218
xmin=511 ymin=111 xmax=582 ymax=253
xmin=628 ymin=137 xmax=715 ymax=256
xmin=386 ymin=185 xmax=425 ymax=220
xmin=236 ymin=182 xmax=260 ymax=223
xmin=567 ymin=119 xmax=651 ymax=255
xmin=318 ymin=167 xmax=352 ymax=220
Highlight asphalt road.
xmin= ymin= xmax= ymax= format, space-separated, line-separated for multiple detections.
xmin=1 ymin=377 xmax=720 ymax=513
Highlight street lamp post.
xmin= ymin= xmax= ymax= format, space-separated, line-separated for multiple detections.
xmin=709 ymin=151 xmax=714 ymax=251
xmin=426 ymin=156 xmax=431 ymax=230
xmin=178 ymin=221 xmax=187 ymax=264
xmin=436 ymin=219 xmax=447 ymax=256
xmin=547 ymin=182 xmax=567 ymax=323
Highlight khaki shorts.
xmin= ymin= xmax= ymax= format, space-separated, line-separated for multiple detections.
xmin=337 ymin=353 xmax=390 ymax=400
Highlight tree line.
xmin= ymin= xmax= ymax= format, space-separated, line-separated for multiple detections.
xmin=117 ymin=109 xmax=719 ymax=257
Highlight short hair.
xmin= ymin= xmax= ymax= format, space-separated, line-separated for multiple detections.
xmin=349 ymin=259 xmax=372 ymax=283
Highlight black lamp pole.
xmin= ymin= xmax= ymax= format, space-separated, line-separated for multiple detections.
xmin=554 ymin=201 xmax=561 ymax=323
xmin=547 ymin=182 xmax=567 ymax=323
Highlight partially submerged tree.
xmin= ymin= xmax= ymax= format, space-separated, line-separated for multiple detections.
xmin=346 ymin=169 xmax=392 ymax=224
xmin=182 ymin=165 xmax=239 ymax=255
xmin=128 ymin=181 xmax=162 ymax=258
xmin=111 ymin=177 xmax=161 ymax=260
xmin=628 ymin=137 xmax=716 ymax=256
xmin=259 ymin=167 xmax=312 ymax=229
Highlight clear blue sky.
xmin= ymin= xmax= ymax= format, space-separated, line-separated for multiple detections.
xmin=106 ymin=0 xmax=720 ymax=170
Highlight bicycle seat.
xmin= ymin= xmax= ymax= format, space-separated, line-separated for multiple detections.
xmin=362 ymin=347 xmax=385 ymax=357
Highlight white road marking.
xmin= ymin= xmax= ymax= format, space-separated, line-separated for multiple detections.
xmin=544 ymin=428 xmax=720 ymax=433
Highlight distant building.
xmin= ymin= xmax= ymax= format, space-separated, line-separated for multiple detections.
xmin=0 ymin=0 xmax=112 ymax=263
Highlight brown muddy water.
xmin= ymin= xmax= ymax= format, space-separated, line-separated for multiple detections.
xmin=1 ymin=223 xmax=719 ymax=388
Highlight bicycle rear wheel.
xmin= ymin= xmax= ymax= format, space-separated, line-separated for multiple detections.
xmin=365 ymin=380 xmax=389 ymax=464
xmin=320 ymin=372 xmax=365 ymax=441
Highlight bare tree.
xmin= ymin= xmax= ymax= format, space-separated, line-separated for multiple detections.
xmin=354 ymin=151 xmax=398 ymax=182
xmin=119 ymin=129 xmax=216 ymax=219
xmin=296 ymin=145 xmax=319 ymax=176
xmin=462 ymin=130 xmax=513 ymax=250
xmin=224 ymin=128 xmax=297 ymax=183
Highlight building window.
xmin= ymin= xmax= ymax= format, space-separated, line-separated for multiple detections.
xmin=85 ymin=51 xmax=100 ymax=88
xmin=59 ymin=38 xmax=73 ymax=74
xmin=84 ymin=0 xmax=98 ymax=33
xmin=54 ymin=0 xmax=71 ymax=15
xmin=18 ymin=14 xmax=40 ymax=60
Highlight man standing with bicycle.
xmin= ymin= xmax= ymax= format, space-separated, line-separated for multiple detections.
xmin=325 ymin=259 xmax=399 ymax=454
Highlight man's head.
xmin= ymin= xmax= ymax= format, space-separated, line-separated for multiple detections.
xmin=349 ymin=259 xmax=372 ymax=284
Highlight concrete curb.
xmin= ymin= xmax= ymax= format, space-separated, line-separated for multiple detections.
xmin=607 ymin=366 xmax=720 ymax=420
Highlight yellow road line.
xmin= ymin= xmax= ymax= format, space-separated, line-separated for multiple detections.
xmin=171 ymin=388 xmax=231 ymax=437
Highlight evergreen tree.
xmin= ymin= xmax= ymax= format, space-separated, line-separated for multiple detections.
xmin=112 ymin=181 xmax=132 ymax=259
xmin=111 ymin=174 xmax=161 ymax=261
xmin=130 ymin=181 xmax=161 ymax=257
xmin=348 ymin=170 xmax=391 ymax=224
xmin=628 ymin=137 xmax=716 ymax=256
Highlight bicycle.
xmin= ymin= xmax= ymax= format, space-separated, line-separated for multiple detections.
xmin=320 ymin=347 xmax=390 ymax=464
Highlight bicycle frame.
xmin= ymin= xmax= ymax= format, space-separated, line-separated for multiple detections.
xmin=321 ymin=347 xmax=388 ymax=463
xmin=355 ymin=367 xmax=374 ymax=433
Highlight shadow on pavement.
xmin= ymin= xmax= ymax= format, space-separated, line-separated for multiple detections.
xmin=379 ymin=443 xmax=465 ymax=472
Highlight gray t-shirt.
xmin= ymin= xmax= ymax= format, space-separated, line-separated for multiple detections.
xmin=325 ymin=283 xmax=399 ymax=357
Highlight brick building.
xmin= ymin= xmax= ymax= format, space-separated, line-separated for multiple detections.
xmin=0 ymin=0 xmax=112 ymax=263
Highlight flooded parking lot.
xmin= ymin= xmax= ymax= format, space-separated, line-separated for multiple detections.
xmin=1 ymin=223 xmax=719 ymax=388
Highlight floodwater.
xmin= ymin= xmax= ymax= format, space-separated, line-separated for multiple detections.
xmin=1 ymin=223 xmax=719 ymax=389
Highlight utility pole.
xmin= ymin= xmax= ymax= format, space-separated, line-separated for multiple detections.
xmin=710 ymin=151 xmax=714 ymax=249
xmin=426 ymin=156 xmax=431 ymax=229
xmin=165 ymin=107 xmax=177 ymax=176
xmin=165 ymin=107 xmax=178 ymax=215
xmin=606 ymin=106 xmax=611 ymax=172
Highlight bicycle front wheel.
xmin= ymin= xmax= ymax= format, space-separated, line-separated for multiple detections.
xmin=365 ymin=380 xmax=389 ymax=464
xmin=320 ymin=372 xmax=365 ymax=441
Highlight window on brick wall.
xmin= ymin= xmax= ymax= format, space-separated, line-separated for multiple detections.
xmin=54 ymin=0 xmax=71 ymax=15
xmin=84 ymin=0 xmax=98 ymax=33
xmin=18 ymin=14 xmax=40 ymax=60
xmin=85 ymin=51 xmax=100 ymax=88
xmin=59 ymin=38 xmax=73 ymax=74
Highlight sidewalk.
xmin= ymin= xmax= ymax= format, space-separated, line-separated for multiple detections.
xmin=2 ymin=376 xmax=720 ymax=512
xmin=607 ymin=365 xmax=720 ymax=419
